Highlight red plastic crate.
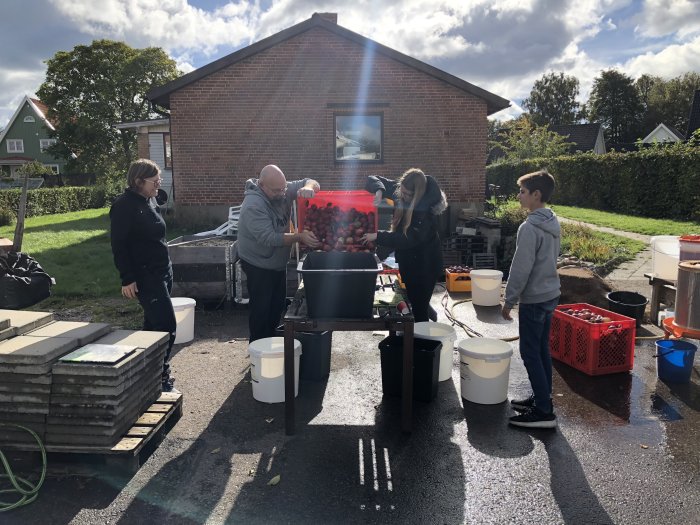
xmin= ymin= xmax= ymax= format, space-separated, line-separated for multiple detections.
xmin=297 ymin=191 xmax=378 ymax=252
xmin=549 ymin=303 xmax=636 ymax=376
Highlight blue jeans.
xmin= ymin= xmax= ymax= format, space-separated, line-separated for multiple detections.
xmin=518 ymin=297 xmax=559 ymax=414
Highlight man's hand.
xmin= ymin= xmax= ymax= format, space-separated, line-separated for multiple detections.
xmin=298 ymin=230 xmax=320 ymax=248
xmin=373 ymin=190 xmax=383 ymax=207
xmin=298 ymin=187 xmax=315 ymax=199
xmin=501 ymin=305 xmax=512 ymax=320
xmin=122 ymin=282 xmax=138 ymax=300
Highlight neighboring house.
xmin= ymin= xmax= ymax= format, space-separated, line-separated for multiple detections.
xmin=548 ymin=123 xmax=606 ymax=154
xmin=686 ymin=89 xmax=700 ymax=139
xmin=114 ymin=118 xmax=173 ymax=208
xmin=0 ymin=95 xmax=67 ymax=178
xmin=146 ymin=12 xmax=510 ymax=223
xmin=487 ymin=122 xmax=606 ymax=164
xmin=642 ymin=123 xmax=685 ymax=144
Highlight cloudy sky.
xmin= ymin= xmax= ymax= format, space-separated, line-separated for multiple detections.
xmin=2 ymin=0 xmax=699 ymax=128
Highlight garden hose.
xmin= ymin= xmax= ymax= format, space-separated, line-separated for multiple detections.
xmin=439 ymin=289 xmax=520 ymax=342
xmin=0 ymin=423 xmax=47 ymax=512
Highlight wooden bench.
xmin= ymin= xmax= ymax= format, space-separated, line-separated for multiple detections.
xmin=644 ymin=273 xmax=677 ymax=325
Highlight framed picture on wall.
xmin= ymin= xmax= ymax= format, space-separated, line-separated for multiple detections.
xmin=335 ymin=114 xmax=383 ymax=162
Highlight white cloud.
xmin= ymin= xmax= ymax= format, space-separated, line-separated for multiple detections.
xmin=635 ymin=0 xmax=700 ymax=38
xmin=48 ymin=0 xmax=257 ymax=56
xmin=624 ymin=35 xmax=700 ymax=78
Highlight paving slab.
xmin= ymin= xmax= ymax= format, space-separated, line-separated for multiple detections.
xmin=0 ymin=335 xmax=78 ymax=366
xmin=0 ymin=318 xmax=10 ymax=331
xmin=94 ymin=329 xmax=169 ymax=353
xmin=50 ymin=348 xmax=165 ymax=386
xmin=24 ymin=321 xmax=112 ymax=345
xmin=51 ymin=361 xmax=162 ymax=396
xmin=0 ymin=309 xmax=54 ymax=334
xmin=49 ymin=366 xmax=161 ymax=405
xmin=0 ymin=392 xmax=50 ymax=404
xmin=0 ymin=372 xmax=51 ymax=385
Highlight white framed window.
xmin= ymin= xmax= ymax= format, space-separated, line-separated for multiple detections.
xmin=7 ymin=139 xmax=24 ymax=153
xmin=24 ymin=116 xmax=35 ymax=123
xmin=45 ymin=164 xmax=59 ymax=174
xmin=40 ymin=138 xmax=56 ymax=152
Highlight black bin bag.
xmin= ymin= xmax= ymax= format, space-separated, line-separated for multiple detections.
xmin=0 ymin=252 xmax=53 ymax=309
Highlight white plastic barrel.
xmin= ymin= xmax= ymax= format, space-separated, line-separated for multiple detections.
xmin=171 ymin=297 xmax=196 ymax=344
xmin=414 ymin=322 xmax=457 ymax=381
xmin=248 ymin=337 xmax=302 ymax=403
xmin=470 ymin=270 xmax=503 ymax=306
xmin=651 ymin=236 xmax=680 ymax=281
xmin=458 ymin=338 xmax=513 ymax=404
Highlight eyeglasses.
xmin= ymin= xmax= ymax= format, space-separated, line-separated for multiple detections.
xmin=144 ymin=178 xmax=163 ymax=187
xmin=265 ymin=183 xmax=287 ymax=195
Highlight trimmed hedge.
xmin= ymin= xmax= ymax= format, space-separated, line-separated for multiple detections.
xmin=486 ymin=148 xmax=700 ymax=220
xmin=0 ymin=186 xmax=109 ymax=218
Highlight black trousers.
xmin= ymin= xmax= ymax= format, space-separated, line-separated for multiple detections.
xmin=137 ymin=268 xmax=176 ymax=381
xmin=400 ymin=268 xmax=438 ymax=322
xmin=241 ymin=259 xmax=287 ymax=343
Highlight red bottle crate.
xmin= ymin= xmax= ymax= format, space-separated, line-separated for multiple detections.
xmin=549 ymin=303 xmax=636 ymax=376
xmin=297 ymin=191 xmax=378 ymax=252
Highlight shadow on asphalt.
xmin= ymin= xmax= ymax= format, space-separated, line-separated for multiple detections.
xmin=532 ymin=432 xmax=613 ymax=524
xmin=553 ymin=360 xmax=633 ymax=422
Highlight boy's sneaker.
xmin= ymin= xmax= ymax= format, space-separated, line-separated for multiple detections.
xmin=509 ymin=407 xmax=557 ymax=429
xmin=162 ymin=378 xmax=180 ymax=394
xmin=510 ymin=394 xmax=535 ymax=412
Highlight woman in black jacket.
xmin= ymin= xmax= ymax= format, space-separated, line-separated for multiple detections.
xmin=109 ymin=159 xmax=178 ymax=393
xmin=362 ymin=168 xmax=447 ymax=322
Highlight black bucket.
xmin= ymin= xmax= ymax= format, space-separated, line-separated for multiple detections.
xmin=606 ymin=291 xmax=648 ymax=327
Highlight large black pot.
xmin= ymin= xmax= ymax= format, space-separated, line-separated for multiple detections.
xmin=606 ymin=291 xmax=648 ymax=327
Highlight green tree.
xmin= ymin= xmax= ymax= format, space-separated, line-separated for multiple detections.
xmin=643 ymin=72 xmax=700 ymax=134
xmin=522 ymin=72 xmax=582 ymax=126
xmin=492 ymin=117 xmax=572 ymax=162
xmin=17 ymin=160 xmax=54 ymax=178
xmin=588 ymin=69 xmax=643 ymax=146
xmin=37 ymin=40 xmax=180 ymax=177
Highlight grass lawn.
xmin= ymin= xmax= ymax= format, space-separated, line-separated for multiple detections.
xmin=0 ymin=208 xmax=191 ymax=327
xmin=552 ymin=205 xmax=700 ymax=236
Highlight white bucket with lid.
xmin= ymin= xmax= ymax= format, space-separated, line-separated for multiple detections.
xmin=248 ymin=337 xmax=302 ymax=403
xmin=470 ymin=270 xmax=503 ymax=306
xmin=458 ymin=338 xmax=513 ymax=404
xmin=414 ymin=322 xmax=457 ymax=382
xmin=650 ymin=236 xmax=680 ymax=281
xmin=171 ymin=297 xmax=196 ymax=344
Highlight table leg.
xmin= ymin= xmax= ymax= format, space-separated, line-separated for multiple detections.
xmin=284 ymin=322 xmax=295 ymax=435
xmin=401 ymin=321 xmax=413 ymax=433
xmin=650 ymin=282 xmax=661 ymax=326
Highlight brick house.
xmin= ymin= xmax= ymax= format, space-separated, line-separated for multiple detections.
xmin=147 ymin=13 xmax=509 ymax=224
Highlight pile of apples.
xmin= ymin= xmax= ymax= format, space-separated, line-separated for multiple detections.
xmin=301 ymin=202 xmax=376 ymax=253
xmin=559 ymin=307 xmax=612 ymax=324
xmin=446 ymin=265 xmax=472 ymax=274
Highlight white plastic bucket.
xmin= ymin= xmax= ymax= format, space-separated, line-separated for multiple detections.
xmin=171 ymin=297 xmax=196 ymax=344
xmin=651 ymin=236 xmax=680 ymax=281
xmin=414 ymin=322 xmax=457 ymax=382
xmin=458 ymin=338 xmax=513 ymax=404
xmin=248 ymin=337 xmax=302 ymax=403
xmin=470 ymin=270 xmax=503 ymax=306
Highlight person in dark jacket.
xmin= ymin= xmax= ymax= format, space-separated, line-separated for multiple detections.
xmin=109 ymin=159 xmax=178 ymax=393
xmin=361 ymin=168 xmax=447 ymax=322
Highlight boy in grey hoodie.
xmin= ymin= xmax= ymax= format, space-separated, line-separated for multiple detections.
xmin=501 ymin=170 xmax=561 ymax=429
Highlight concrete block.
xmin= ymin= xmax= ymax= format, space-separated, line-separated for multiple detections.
xmin=0 ymin=310 xmax=54 ymax=334
xmin=0 ymin=318 xmax=10 ymax=330
xmin=25 ymin=321 xmax=111 ymax=345
xmin=0 ymin=336 xmax=78 ymax=365
xmin=95 ymin=329 xmax=169 ymax=353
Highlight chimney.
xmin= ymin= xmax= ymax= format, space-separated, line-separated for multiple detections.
xmin=314 ymin=12 xmax=337 ymax=24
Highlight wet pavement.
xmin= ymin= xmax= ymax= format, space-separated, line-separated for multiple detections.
xmin=4 ymin=285 xmax=699 ymax=524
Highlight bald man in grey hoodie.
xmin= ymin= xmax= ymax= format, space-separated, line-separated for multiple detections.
xmin=501 ymin=170 xmax=561 ymax=429
xmin=238 ymin=165 xmax=320 ymax=342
